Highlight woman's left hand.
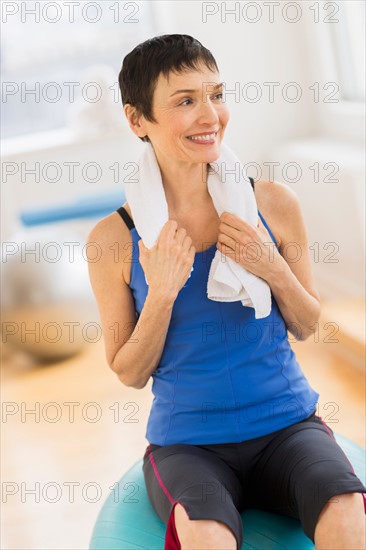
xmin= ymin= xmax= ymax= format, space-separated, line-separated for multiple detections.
xmin=217 ymin=212 xmax=284 ymax=281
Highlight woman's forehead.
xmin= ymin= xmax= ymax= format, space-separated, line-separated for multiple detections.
xmin=155 ymin=67 xmax=220 ymax=95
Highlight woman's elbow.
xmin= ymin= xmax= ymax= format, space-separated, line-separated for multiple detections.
xmin=110 ymin=355 xmax=148 ymax=389
xmin=115 ymin=369 xmax=147 ymax=390
xmin=287 ymin=323 xmax=317 ymax=342
xmin=297 ymin=328 xmax=314 ymax=342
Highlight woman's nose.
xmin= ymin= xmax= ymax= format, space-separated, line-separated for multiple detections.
xmin=197 ymin=99 xmax=219 ymax=124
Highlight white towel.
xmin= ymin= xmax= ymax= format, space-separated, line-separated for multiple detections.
xmin=124 ymin=141 xmax=272 ymax=319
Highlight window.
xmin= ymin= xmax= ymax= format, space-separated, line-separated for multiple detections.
xmin=329 ymin=0 xmax=365 ymax=102
xmin=1 ymin=1 xmax=156 ymax=139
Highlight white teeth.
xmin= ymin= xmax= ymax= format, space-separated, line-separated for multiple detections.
xmin=188 ymin=133 xmax=216 ymax=141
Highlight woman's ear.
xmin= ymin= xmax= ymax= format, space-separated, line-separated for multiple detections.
xmin=123 ymin=104 xmax=147 ymax=139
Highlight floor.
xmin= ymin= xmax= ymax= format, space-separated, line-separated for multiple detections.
xmin=1 ymin=333 xmax=365 ymax=550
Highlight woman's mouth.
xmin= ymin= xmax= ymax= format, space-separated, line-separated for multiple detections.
xmin=186 ymin=132 xmax=217 ymax=144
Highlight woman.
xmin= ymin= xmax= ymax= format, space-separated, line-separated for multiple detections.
xmin=87 ymin=34 xmax=365 ymax=550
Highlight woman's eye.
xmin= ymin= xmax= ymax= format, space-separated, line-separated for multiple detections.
xmin=180 ymin=98 xmax=192 ymax=106
xmin=179 ymin=93 xmax=223 ymax=107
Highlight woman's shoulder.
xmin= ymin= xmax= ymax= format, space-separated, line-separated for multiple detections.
xmin=88 ymin=207 xmax=132 ymax=244
xmin=86 ymin=207 xmax=134 ymax=282
xmin=254 ymin=179 xmax=303 ymax=249
xmin=254 ymin=178 xmax=299 ymax=209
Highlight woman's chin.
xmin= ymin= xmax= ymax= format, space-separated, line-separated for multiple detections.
xmin=187 ymin=143 xmax=222 ymax=163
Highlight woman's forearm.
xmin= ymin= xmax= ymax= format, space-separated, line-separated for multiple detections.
xmin=112 ymin=291 xmax=175 ymax=389
xmin=267 ymin=256 xmax=321 ymax=341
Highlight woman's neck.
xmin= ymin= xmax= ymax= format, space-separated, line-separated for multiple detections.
xmin=154 ymin=153 xmax=211 ymax=213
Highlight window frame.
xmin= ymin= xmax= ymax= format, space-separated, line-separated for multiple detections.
xmin=310 ymin=0 xmax=365 ymax=142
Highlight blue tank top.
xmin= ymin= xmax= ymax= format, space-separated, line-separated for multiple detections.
xmin=118 ymin=192 xmax=319 ymax=445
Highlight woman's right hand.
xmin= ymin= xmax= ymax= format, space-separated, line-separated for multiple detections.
xmin=138 ymin=220 xmax=196 ymax=302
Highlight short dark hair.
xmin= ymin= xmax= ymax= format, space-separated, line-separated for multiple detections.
xmin=118 ymin=34 xmax=219 ymax=143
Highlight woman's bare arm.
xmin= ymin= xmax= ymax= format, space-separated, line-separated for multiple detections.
xmin=261 ymin=181 xmax=321 ymax=341
xmin=87 ymin=213 xmax=176 ymax=389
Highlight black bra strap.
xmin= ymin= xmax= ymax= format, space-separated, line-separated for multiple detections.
xmin=116 ymin=206 xmax=135 ymax=229
xmin=249 ymin=176 xmax=255 ymax=190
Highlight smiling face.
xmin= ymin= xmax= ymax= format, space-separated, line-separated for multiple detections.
xmin=135 ymin=64 xmax=230 ymax=166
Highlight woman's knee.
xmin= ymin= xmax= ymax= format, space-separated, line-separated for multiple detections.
xmin=317 ymin=492 xmax=365 ymax=523
xmin=314 ymin=493 xmax=366 ymax=549
xmin=174 ymin=503 xmax=237 ymax=549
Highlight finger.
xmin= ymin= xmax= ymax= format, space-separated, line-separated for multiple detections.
xmin=221 ymin=213 xmax=256 ymax=234
xmin=257 ymin=217 xmax=270 ymax=237
xmin=160 ymin=219 xmax=179 ymax=246
xmin=219 ymin=222 xmax=242 ymax=241
xmin=217 ymin=241 xmax=235 ymax=260
xmin=174 ymin=227 xmax=187 ymax=246
xmin=220 ymin=212 xmax=245 ymax=229
xmin=219 ymin=231 xmax=234 ymax=246
xmin=220 ymin=216 xmax=251 ymax=235
xmin=181 ymin=234 xmax=193 ymax=251
xmin=218 ymin=235 xmax=236 ymax=255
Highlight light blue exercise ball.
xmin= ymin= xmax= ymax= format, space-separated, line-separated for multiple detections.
xmin=89 ymin=433 xmax=365 ymax=550
xmin=1 ymin=226 xmax=98 ymax=360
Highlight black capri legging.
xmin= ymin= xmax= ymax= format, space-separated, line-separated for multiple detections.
xmin=143 ymin=412 xmax=366 ymax=549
